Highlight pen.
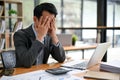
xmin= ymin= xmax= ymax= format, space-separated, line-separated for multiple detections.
xmin=61 ymin=66 xmax=85 ymax=70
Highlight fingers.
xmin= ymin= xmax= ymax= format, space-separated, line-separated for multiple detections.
xmin=38 ymin=16 xmax=49 ymax=26
xmin=45 ymin=18 xmax=51 ymax=29
xmin=50 ymin=18 xmax=56 ymax=29
xmin=42 ymin=16 xmax=48 ymax=25
xmin=38 ymin=16 xmax=55 ymax=30
xmin=38 ymin=16 xmax=43 ymax=26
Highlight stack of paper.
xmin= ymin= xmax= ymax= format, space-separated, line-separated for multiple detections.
xmin=100 ymin=60 xmax=120 ymax=73
xmin=84 ymin=71 xmax=120 ymax=80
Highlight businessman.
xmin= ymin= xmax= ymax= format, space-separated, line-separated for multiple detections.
xmin=14 ymin=3 xmax=66 ymax=68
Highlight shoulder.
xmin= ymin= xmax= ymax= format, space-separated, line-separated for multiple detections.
xmin=13 ymin=30 xmax=29 ymax=43
xmin=14 ymin=25 xmax=32 ymax=37
xmin=14 ymin=29 xmax=26 ymax=37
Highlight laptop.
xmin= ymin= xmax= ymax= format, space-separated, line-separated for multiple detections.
xmin=61 ymin=42 xmax=111 ymax=70
xmin=57 ymin=34 xmax=72 ymax=46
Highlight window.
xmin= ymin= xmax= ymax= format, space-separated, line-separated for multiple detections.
xmin=22 ymin=0 xmax=34 ymax=28
xmin=107 ymin=0 xmax=120 ymax=47
xmin=82 ymin=0 xmax=97 ymax=43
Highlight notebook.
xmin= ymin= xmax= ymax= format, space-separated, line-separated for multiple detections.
xmin=61 ymin=42 xmax=111 ymax=70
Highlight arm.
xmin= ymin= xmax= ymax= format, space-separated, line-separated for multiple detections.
xmin=14 ymin=31 xmax=44 ymax=68
xmin=48 ymin=18 xmax=66 ymax=62
xmin=50 ymin=41 xmax=66 ymax=63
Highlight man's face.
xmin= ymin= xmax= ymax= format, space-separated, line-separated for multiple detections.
xmin=34 ymin=10 xmax=55 ymax=30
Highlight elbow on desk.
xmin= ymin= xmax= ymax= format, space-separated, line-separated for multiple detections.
xmin=21 ymin=60 xmax=33 ymax=68
xmin=58 ymin=56 xmax=66 ymax=63
xmin=58 ymin=61 xmax=64 ymax=63
xmin=58 ymin=59 xmax=64 ymax=63
xmin=23 ymin=63 xmax=32 ymax=68
xmin=16 ymin=62 xmax=32 ymax=68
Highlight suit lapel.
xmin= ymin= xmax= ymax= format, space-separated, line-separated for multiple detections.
xmin=43 ymin=35 xmax=51 ymax=63
xmin=24 ymin=25 xmax=36 ymax=42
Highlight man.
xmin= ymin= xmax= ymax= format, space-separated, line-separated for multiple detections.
xmin=14 ymin=3 xmax=66 ymax=68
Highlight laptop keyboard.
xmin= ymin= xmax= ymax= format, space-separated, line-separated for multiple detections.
xmin=72 ymin=61 xmax=88 ymax=69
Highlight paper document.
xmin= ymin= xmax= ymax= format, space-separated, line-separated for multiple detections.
xmin=84 ymin=71 xmax=120 ymax=80
xmin=0 ymin=70 xmax=83 ymax=80
xmin=100 ymin=59 xmax=120 ymax=73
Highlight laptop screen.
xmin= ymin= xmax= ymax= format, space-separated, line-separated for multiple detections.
xmin=87 ymin=42 xmax=111 ymax=68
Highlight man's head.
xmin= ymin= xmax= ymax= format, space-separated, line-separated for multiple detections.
xmin=34 ymin=3 xmax=57 ymax=20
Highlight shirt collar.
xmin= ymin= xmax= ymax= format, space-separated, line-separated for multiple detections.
xmin=32 ymin=23 xmax=37 ymax=37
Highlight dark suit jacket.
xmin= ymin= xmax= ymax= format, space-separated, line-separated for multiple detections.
xmin=13 ymin=25 xmax=65 ymax=68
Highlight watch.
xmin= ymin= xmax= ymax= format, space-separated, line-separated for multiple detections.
xmin=53 ymin=42 xmax=60 ymax=47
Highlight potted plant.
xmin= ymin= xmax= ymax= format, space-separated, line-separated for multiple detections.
xmin=8 ymin=9 xmax=17 ymax=15
xmin=72 ymin=34 xmax=78 ymax=45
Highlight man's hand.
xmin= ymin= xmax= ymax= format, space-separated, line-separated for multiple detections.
xmin=48 ymin=18 xmax=59 ymax=44
xmin=35 ymin=16 xmax=51 ymax=42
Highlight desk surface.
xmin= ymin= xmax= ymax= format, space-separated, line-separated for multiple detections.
xmin=63 ymin=45 xmax=97 ymax=51
xmin=13 ymin=63 xmax=100 ymax=80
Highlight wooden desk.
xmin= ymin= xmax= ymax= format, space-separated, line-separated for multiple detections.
xmin=13 ymin=63 xmax=61 ymax=75
xmin=63 ymin=45 xmax=97 ymax=59
xmin=13 ymin=63 xmax=100 ymax=80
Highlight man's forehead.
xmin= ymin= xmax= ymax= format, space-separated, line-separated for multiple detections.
xmin=42 ymin=11 xmax=55 ymax=17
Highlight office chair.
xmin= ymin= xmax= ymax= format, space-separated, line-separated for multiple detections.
xmin=0 ymin=50 xmax=16 ymax=76
xmin=0 ymin=50 xmax=16 ymax=69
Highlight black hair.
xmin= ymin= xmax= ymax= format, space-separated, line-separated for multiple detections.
xmin=34 ymin=3 xmax=58 ymax=19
